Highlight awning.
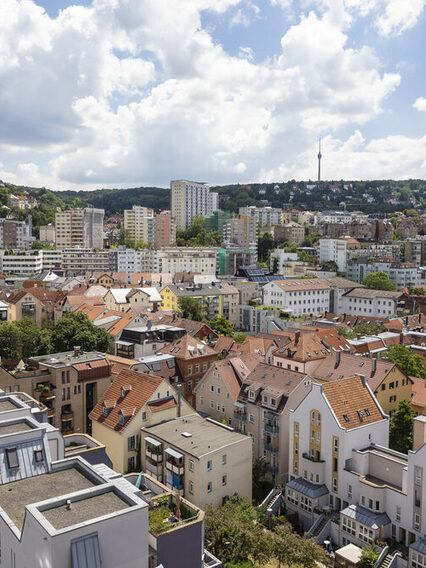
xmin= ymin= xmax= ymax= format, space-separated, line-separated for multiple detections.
xmin=165 ymin=447 xmax=184 ymax=460
xmin=145 ymin=436 xmax=162 ymax=447
xmin=234 ymin=401 xmax=245 ymax=409
xmin=116 ymin=340 xmax=134 ymax=346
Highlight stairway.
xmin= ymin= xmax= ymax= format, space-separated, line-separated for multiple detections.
xmin=376 ymin=553 xmax=395 ymax=568
xmin=310 ymin=515 xmax=328 ymax=537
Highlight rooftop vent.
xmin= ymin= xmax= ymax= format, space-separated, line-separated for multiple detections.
xmin=181 ymin=432 xmax=192 ymax=438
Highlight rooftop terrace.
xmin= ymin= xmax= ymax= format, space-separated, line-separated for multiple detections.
xmin=0 ymin=400 xmax=19 ymax=412
xmin=0 ymin=421 xmax=33 ymax=436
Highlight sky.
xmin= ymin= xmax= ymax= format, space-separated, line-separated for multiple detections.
xmin=0 ymin=0 xmax=425 ymax=190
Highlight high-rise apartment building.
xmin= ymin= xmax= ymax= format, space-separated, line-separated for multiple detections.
xmin=0 ymin=218 xmax=34 ymax=249
xmin=123 ymin=206 xmax=154 ymax=242
xmin=171 ymin=179 xmax=218 ymax=230
xmin=123 ymin=207 xmax=175 ymax=247
xmin=55 ymin=208 xmax=104 ymax=249
xmin=223 ymin=215 xmax=257 ymax=251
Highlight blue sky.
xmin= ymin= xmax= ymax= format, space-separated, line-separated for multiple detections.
xmin=0 ymin=0 xmax=425 ymax=190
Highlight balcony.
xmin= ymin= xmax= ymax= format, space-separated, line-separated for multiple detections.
xmin=33 ymin=383 xmax=56 ymax=403
xmin=47 ymin=408 xmax=55 ymax=418
xmin=234 ymin=411 xmax=247 ymax=422
xmin=166 ymin=461 xmax=184 ymax=476
xmin=264 ymin=423 xmax=279 ymax=436
xmin=146 ymin=449 xmax=163 ymax=463
xmin=61 ymin=409 xmax=74 ymax=420
xmin=264 ymin=442 xmax=279 ymax=454
xmin=302 ymin=452 xmax=325 ymax=463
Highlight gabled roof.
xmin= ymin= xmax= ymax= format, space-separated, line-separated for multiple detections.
xmin=310 ymin=351 xmax=408 ymax=392
xmin=5 ymin=288 xmax=65 ymax=306
xmin=273 ymin=332 xmax=329 ymax=362
xmin=411 ymin=376 xmax=426 ymax=411
xmin=157 ymin=334 xmax=216 ymax=360
xmin=89 ymin=369 xmax=164 ymax=432
xmin=342 ymin=288 xmax=401 ymax=300
xmin=154 ymin=316 xmax=218 ymax=338
xmin=322 ymin=376 xmax=384 ymax=430
xmin=268 ymin=279 xmax=331 ymax=292
xmin=323 ymin=277 xmax=364 ymax=290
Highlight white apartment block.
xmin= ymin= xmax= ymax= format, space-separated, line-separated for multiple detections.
xmin=154 ymin=247 xmax=218 ymax=275
xmin=55 ymin=208 xmax=104 ymax=249
xmin=41 ymin=249 xmax=63 ymax=271
xmin=338 ymin=288 xmax=401 ymax=318
xmin=318 ymin=211 xmax=353 ymax=224
xmin=0 ymin=251 xmax=43 ymax=275
xmin=347 ymin=260 xmax=426 ymax=289
xmin=269 ymin=250 xmax=299 ymax=273
xmin=286 ymin=376 xmax=426 ymax=565
xmin=239 ymin=206 xmax=283 ymax=226
xmin=39 ymin=224 xmax=55 ymax=244
xmin=223 ymin=215 xmax=257 ymax=251
xmin=263 ymin=279 xmax=330 ymax=316
xmin=141 ymin=413 xmax=252 ymax=509
xmin=61 ymin=248 xmax=116 ymax=275
xmin=319 ymin=238 xmax=349 ymax=272
xmin=123 ymin=206 xmax=154 ymax=241
xmin=171 ymin=180 xmax=218 ymax=230
xmin=0 ymin=391 xmax=149 ymax=568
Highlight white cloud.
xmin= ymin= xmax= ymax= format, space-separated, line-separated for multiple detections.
xmin=376 ymin=0 xmax=425 ymax=36
xmin=414 ymin=97 xmax=426 ymax=112
xmin=230 ymin=8 xmax=251 ymax=26
xmin=0 ymin=0 xmax=417 ymax=190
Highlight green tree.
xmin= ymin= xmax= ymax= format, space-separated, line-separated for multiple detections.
xmin=31 ymin=241 xmax=55 ymax=250
xmin=362 ymin=271 xmax=397 ymax=291
xmin=258 ymin=232 xmax=274 ymax=263
xmin=51 ymin=312 xmax=112 ymax=353
xmin=387 ymin=344 xmax=426 ymax=378
xmin=408 ymin=287 xmax=425 ymax=296
xmin=14 ymin=319 xmax=44 ymax=359
xmin=234 ymin=333 xmax=247 ymax=344
xmin=273 ymin=524 xmax=327 ymax=568
xmin=176 ymin=297 xmax=204 ymax=321
xmin=208 ymin=315 xmax=235 ymax=337
xmin=360 ymin=546 xmax=380 ymax=568
xmin=0 ymin=323 xmax=20 ymax=360
xmin=389 ymin=400 xmax=415 ymax=453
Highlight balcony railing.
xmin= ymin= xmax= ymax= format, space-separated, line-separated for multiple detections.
xmin=302 ymin=452 xmax=325 ymax=463
xmin=146 ymin=449 xmax=163 ymax=463
xmin=264 ymin=443 xmax=279 ymax=454
xmin=234 ymin=411 xmax=247 ymax=421
xmin=166 ymin=460 xmax=184 ymax=475
xmin=264 ymin=423 xmax=279 ymax=435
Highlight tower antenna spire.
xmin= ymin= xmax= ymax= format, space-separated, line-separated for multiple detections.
xmin=317 ymin=137 xmax=322 ymax=183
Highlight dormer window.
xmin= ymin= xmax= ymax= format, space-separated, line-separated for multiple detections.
xmin=248 ymin=390 xmax=255 ymax=400
xmin=271 ymin=398 xmax=276 ymax=406
xmin=121 ymin=385 xmax=132 ymax=398
xmin=263 ymin=396 xmax=268 ymax=404
xmin=118 ymin=413 xmax=125 ymax=426
xmin=102 ymin=406 xmax=108 ymax=417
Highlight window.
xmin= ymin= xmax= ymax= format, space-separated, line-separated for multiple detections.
xmin=369 ymin=499 xmax=373 ymax=509
xmin=249 ymin=414 xmax=254 ymax=423
xmin=210 ymin=400 xmax=214 ymax=409
xmin=62 ymin=388 xmax=66 ymax=401
xmin=142 ymin=411 xmax=147 ymax=421
xmin=188 ymin=366 xmax=193 ymax=376
xmin=61 ymin=371 xmax=65 ymax=384
xmin=127 ymin=455 xmax=137 ymax=471
xmin=34 ymin=449 xmax=43 ymax=463
xmin=5 ymin=448 xmax=19 ymax=469
xmin=222 ymin=475 xmax=227 ymax=486
xmin=414 ymin=513 xmax=421 ymax=531
xmin=207 ymin=482 xmax=212 ymax=493
xmin=415 ymin=467 xmax=422 ymax=486
xmin=332 ymin=478 xmax=337 ymax=492
xmin=189 ymin=481 xmax=194 ymax=494
xmin=128 ymin=436 xmax=137 ymax=451
xmin=195 ymin=364 xmax=200 ymax=373
xmin=294 ymin=423 xmax=299 ymax=438
xmin=348 ymin=485 xmax=352 ymax=498
xmin=207 ymin=460 xmax=212 ymax=471
xmin=187 ymin=381 xmax=192 ymax=392
xmin=396 ymin=506 xmax=401 ymax=522
xmin=200 ymin=396 xmax=204 ymax=405
xmin=333 ymin=438 xmax=339 ymax=453
xmin=189 ymin=459 xmax=194 ymax=472
xmin=222 ymin=454 xmax=227 ymax=465
xmin=248 ymin=390 xmax=255 ymax=399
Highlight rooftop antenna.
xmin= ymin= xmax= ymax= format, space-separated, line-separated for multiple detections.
xmin=317 ymin=137 xmax=322 ymax=183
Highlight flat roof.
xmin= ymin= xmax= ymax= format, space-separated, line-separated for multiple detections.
xmin=144 ymin=414 xmax=247 ymax=458
xmin=0 ymin=468 xmax=95 ymax=530
xmin=30 ymin=351 xmax=106 ymax=369
xmin=0 ymin=421 xmax=33 ymax=436
xmin=0 ymin=400 xmax=19 ymax=412
xmin=42 ymin=490 xmax=130 ymax=530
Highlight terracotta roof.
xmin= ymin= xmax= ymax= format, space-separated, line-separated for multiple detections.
xmin=90 ymin=369 xmax=164 ymax=431
xmin=310 ymin=352 xmax=410 ymax=393
xmin=158 ymin=334 xmax=217 ymax=360
xmin=320 ymin=313 xmax=390 ymax=328
xmin=229 ymin=353 xmax=263 ymax=382
xmin=73 ymin=359 xmax=110 ymax=372
xmin=5 ymin=288 xmax=65 ymax=306
xmin=273 ymin=331 xmax=329 ymax=362
xmin=105 ymin=354 xmax=140 ymax=375
xmin=323 ymin=277 xmax=364 ymax=289
xmin=270 ymin=279 xmax=331 ymax=292
xmin=155 ymin=316 xmax=218 ymax=338
xmin=148 ymin=397 xmax=177 ymax=413
xmin=214 ymin=336 xmax=236 ymax=354
xmin=322 ymin=376 xmax=384 ymax=430
xmin=310 ymin=329 xmax=352 ymax=351
xmin=211 ymin=359 xmax=242 ymax=401
xmin=74 ymin=304 xmax=106 ymax=320
xmin=411 ymin=377 xmax=426 ymax=411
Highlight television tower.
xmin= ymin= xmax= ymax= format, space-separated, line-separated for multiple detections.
xmin=317 ymin=137 xmax=322 ymax=183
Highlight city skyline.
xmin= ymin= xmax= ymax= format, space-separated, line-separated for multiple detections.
xmin=0 ymin=0 xmax=425 ymax=190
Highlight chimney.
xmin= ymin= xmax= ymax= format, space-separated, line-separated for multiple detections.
xmin=73 ymin=346 xmax=81 ymax=357
xmin=177 ymin=383 xmax=182 ymax=418
xmin=399 ymin=332 xmax=404 ymax=344
xmin=335 ymin=351 xmax=341 ymax=368
xmin=295 ymin=331 xmax=300 ymax=345
xmin=66 ymin=499 xmax=72 ymax=510
xmin=371 ymin=357 xmax=377 ymax=375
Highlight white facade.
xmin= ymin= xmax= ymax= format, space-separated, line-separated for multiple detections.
xmin=41 ymin=249 xmax=63 ymax=270
xmin=262 ymin=280 xmax=330 ymax=316
xmin=347 ymin=260 xmax=426 ymax=289
xmin=239 ymin=206 xmax=283 ymax=226
xmin=338 ymin=289 xmax=400 ymax=318
xmin=171 ymin=180 xmax=218 ymax=230
xmin=0 ymin=251 xmax=43 ymax=275
xmin=61 ymin=248 xmax=116 ymax=274
xmin=154 ymin=247 xmax=218 ymax=275
xmin=269 ymin=250 xmax=298 ymax=273
xmin=319 ymin=238 xmax=348 ymax=272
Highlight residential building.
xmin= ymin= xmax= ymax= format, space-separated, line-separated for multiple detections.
xmin=171 ymin=180 xmax=218 ymax=230
xmin=310 ymin=351 xmax=413 ymax=416
xmin=116 ymin=247 xmax=156 ymax=273
xmin=61 ymin=248 xmax=115 ymax=275
xmin=0 ymin=391 xmax=150 ymax=568
xmin=152 ymin=210 xmax=175 ymax=247
xmin=263 ymin=279 xmax=331 ymax=316
xmin=239 ymin=304 xmax=282 ymax=334
xmin=123 ymin=205 xmax=154 ymax=241
xmin=217 ymin=247 xmax=257 ymax=276
xmin=39 ymin=223 xmax=55 ymax=244
xmin=160 ymin=282 xmax=240 ymax=326
xmin=103 ymin=287 xmax=162 ymax=313
xmin=239 ymin=206 xmax=283 ymax=226
xmin=55 ymin=208 xmax=104 ymax=249
xmin=269 ymin=250 xmax=299 ymax=274
xmin=116 ymin=324 xmax=186 ymax=359
xmin=124 ymin=207 xmax=175 ymax=247
xmin=402 ymin=239 xmax=426 ymax=266
xmin=234 ymin=362 xmax=309 ymax=484
xmin=194 ymin=354 xmax=261 ymax=425
xmin=0 ymin=250 xmax=43 ymax=275
xmin=339 ymin=288 xmax=401 ymax=318
xmin=372 ymin=219 xmax=394 ymax=241
xmin=90 ymin=368 xmax=193 ymax=474
xmin=204 ymin=210 xmax=232 ymax=233
xmin=40 ymin=248 xmax=62 ymax=271
xmin=319 ymin=237 xmax=360 ymax=273
xmin=157 ymin=335 xmax=218 ymax=407
xmin=141 ymin=413 xmax=252 ymax=508
xmin=214 ymin=335 xmax=284 ymax=364
xmin=347 ymin=259 xmax=426 ymax=289
xmin=274 ymin=222 xmax=305 ymax=244
xmin=286 ymin=376 xmax=388 ymax=530
xmin=4 ymin=287 xmax=65 ymax=325
xmin=0 ymin=218 xmax=34 ymax=249
xmin=272 ymin=331 xmax=330 ymax=373
xmin=223 ymin=215 xmax=257 ymax=253
xmin=22 ymin=348 xmax=114 ymax=434
xmin=324 ymin=277 xmax=365 ymax=314
xmin=155 ymin=247 xmax=218 ymax=275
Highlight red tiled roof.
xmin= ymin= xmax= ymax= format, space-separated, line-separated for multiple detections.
xmin=411 ymin=377 xmax=426 ymax=411
xmin=90 ymin=369 xmax=164 ymax=432
xmin=322 ymin=376 xmax=384 ymax=430
xmin=73 ymin=359 xmax=110 ymax=372
xmin=148 ymin=398 xmax=177 ymax=413
xmin=158 ymin=334 xmax=216 ymax=360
